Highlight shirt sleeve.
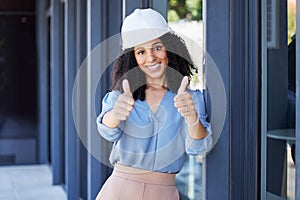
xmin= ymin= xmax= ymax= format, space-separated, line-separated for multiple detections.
xmin=96 ymin=90 xmax=123 ymax=142
xmin=185 ymin=89 xmax=213 ymax=156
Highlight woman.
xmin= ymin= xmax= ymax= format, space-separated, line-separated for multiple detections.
xmin=96 ymin=8 xmax=212 ymax=200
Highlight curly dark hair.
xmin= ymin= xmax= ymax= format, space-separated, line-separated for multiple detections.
xmin=111 ymin=32 xmax=196 ymax=101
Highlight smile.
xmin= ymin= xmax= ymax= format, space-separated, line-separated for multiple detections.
xmin=147 ymin=63 xmax=161 ymax=71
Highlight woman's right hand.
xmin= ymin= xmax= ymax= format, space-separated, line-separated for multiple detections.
xmin=112 ymin=79 xmax=135 ymax=121
xmin=102 ymin=79 xmax=135 ymax=128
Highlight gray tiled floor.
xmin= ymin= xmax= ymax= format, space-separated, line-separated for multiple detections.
xmin=0 ymin=165 xmax=66 ymax=200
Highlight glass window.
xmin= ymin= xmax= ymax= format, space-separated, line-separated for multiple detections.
xmin=168 ymin=1 xmax=205 ymax=199
xmin=261 ymin=0 xmax=296 ymax=199
xmin=0 ymin=2 xmax=37 ymax=165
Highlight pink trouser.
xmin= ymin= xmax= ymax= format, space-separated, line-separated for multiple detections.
xmin=95 ymin=164 xmax=179 ymax=200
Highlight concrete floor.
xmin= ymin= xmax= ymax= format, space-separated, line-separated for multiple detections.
xmin=287 ymin=145 xmax=296 ymax=200
xmin=0 ymin=154 xmax=295 ymax=200
xmin=0 ymin=165 xmax=66 ymax=200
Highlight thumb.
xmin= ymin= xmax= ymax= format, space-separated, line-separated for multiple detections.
xmin=122 ymin=79 xmax=132 ymax=94
xmin=177 ymin=76 xmax=188 ymax=94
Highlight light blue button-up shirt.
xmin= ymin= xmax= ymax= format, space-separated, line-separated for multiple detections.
xmin=96 ymin=89 xmax=212 ymax=173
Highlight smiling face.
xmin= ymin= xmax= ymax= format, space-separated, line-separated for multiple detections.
xmin=134 ymin=38 xmax=168 ymax=85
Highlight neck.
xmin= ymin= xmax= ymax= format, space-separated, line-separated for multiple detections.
xmin=146 ymin=77 xmax=167 ymax=90
xmin=146 ymin=84 xmax=168 ymax=90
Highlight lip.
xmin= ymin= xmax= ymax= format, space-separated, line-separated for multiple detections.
xmin=147 ymin=63 xmax=161 ymax=71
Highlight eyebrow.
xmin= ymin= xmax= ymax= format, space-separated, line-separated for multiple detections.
xmin=135 ymin=42 xmax=163 ymax=52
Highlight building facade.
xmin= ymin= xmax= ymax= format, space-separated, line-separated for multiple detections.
xmin=0 ymin=0 xmax=299 ymax=199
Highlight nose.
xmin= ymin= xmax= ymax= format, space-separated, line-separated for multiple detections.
xmin=146 ymin=49 xmax=156 ymax=63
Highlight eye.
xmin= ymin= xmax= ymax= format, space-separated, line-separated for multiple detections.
xmin=136 ymin=50 xmax=145 ymax=55
xmin=153 ymin=45 xmax=163 ymax=51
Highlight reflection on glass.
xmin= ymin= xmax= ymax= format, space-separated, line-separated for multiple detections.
xmin=176 ymin=156 xmax=203 ymax=200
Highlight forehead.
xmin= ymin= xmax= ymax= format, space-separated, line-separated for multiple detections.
xmin=134 ymin=38 xmax=163 ymax=50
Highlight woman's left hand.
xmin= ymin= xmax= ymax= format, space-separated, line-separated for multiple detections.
xmin=174 ymin=76 xmax=198 ymax=122
xmin=175 ymin=77 xmax=207 ymax=139
xmin=174 ymin=91 xmax=197 ymax=119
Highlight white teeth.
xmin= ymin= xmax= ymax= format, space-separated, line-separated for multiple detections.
xmin=147 ymin=63 xmax=160 ymax=71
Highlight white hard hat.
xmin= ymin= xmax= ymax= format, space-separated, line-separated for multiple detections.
xmin=121 ymin=8 xmax=171 ymax=50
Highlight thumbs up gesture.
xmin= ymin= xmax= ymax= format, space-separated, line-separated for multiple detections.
xmin=112 ymin=79 xmax=135 ymax=121
xmin=174 ymin=76 xmax=197 ymax=119
xmin=177 ymin=76 xmax=189 ymax=95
